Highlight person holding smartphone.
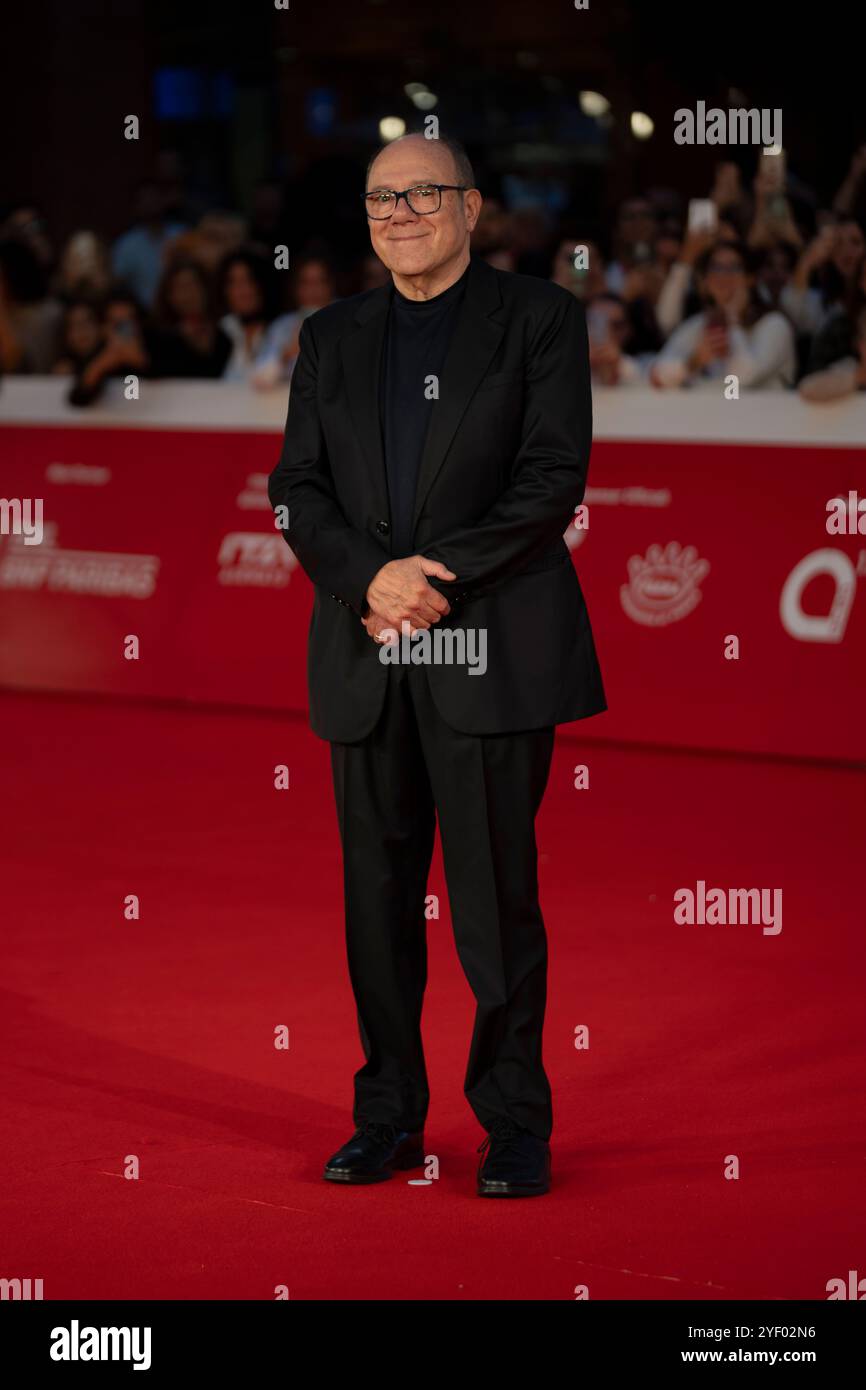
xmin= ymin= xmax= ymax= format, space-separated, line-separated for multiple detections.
xmin=782 ymin=217 xmax=866 ymax=337
xmin=586 ymin=293 xmax=646 ymax=386
xmin=68 ymin=286 xmax=153 ymax=406
xmin=650 ymin=239 xmax=795 ymax=390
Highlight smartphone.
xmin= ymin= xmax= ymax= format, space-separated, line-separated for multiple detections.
xmin=761 ymin=146 xmax=787 ymax=217
xmin=761 ymin=145 xmax=786 ymax=188
xmin=687 ymin=199 xmax=718 ymax=235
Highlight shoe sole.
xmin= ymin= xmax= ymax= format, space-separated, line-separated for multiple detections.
xmin=323 ymin=1150 xmax=426 ymax=1184
xmin=477 ymin=1180 xmax=550 ymax=1197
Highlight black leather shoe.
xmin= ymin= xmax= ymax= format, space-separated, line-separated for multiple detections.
xmin=323 ymin=1122 xmax=425 ymax=1184
xmin=477 ymin=1117 xmax=551 ymax=1197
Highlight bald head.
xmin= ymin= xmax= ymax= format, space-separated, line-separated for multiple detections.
xmin=366 ymin=133 xmax=475 ymax=193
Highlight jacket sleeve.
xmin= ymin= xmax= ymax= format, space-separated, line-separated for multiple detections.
xmin=423 ymin=292 xmax=592 ymax=600
xmin=268 ymin=315 xmax=387 ymax=616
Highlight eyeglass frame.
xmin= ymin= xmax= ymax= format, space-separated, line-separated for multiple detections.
xmin=362 ymin=183 xmax=469 ymax=219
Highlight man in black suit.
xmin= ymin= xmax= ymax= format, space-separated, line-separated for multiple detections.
xmin=268 ymin=132 xmax=605 ymax=1196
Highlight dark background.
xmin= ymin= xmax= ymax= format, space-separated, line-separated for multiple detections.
xmin=2 ymin=0 xmax=860 ymax=260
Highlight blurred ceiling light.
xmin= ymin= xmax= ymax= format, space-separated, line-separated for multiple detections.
xmin=379 ymin=116 xmax=406 ymax=142
xmin=403 ymin=81 xmax=437 ymax=109
xmin=631 ymin=111 xmax=654 ymax=139
xmin=580 ymin=91 xmax=610 ymax=117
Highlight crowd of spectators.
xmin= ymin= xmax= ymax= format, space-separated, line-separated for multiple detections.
xmin=2 ymin=144 xmax=866 ymax=406
xmin=541 ymin=151 xmax=866 ymax=402
xmin=0 ymin=179 xmax=349 ymax=406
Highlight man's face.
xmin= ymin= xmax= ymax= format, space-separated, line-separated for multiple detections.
xmin=365 ymin=136 xmax=479 ymax=279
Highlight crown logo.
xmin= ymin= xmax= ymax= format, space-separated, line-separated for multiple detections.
xmin=620 ymin=541 xmax=710 ymax=626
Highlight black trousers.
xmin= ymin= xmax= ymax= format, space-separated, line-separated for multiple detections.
xmin=329 ymin=659 xmax=556 ymax=1140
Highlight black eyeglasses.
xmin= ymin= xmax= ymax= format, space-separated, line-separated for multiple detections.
xmin=362 ymin=183 xmax=469 ymax=219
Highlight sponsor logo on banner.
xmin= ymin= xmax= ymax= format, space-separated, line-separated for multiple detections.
xmin=621 ymin=541 xmax=710 ymax=626
xmin=45 ymin=462 xmax=111 ymax=486
xmin=569 ymin=486 xmax=673 ymax=551
xmin=235 ymin=473 xmax=273 ymax=512
xmin=217 ymin=532 xmax=298 ymax=588
xmin=779 ymin=547 xmax=861 ymax=643
xmin=584 ymin=485 xmax=672 ymax=509
xmin=0 ymin=524 xmax=158 ymax=598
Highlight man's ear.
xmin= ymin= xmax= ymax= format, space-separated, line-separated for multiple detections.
xmin=464 ymin=189 xmax=483 ymax=234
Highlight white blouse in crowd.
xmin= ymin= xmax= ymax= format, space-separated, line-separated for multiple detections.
xmin=220 ymin=312 xmax=298 ymax=383
xmin=651 ymin=310 xmax=796 ymax=389
xmin=655 ymin=261 xmax=692 ymax=338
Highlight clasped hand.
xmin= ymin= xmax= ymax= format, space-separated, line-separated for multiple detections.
xmin=362 ymin=555 xmax=456 ymax=645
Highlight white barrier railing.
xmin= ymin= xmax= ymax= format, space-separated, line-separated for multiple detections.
xmin=0 ymin=375 xmax=864 ymax=446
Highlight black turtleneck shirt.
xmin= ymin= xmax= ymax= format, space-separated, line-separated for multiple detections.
xmin=379 ymin=265 xmax=469 ymax=558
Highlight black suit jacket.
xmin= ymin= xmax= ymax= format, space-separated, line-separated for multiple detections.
xmin=268 ymin=255 xmax=606 ymax=742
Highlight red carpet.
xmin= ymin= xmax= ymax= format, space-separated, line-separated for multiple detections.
xmin=2 ymin=689 xmax=864 ymax=1301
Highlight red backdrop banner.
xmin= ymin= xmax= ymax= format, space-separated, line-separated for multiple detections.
xmin=1 ymin=424 xmax=864 ymax=762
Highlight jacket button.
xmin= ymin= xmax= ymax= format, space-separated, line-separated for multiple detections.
xmin=376 ymin=519 xmax=390 ymax=535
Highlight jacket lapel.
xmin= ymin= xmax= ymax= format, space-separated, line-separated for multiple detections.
xmin=340 ymin=285 xmax=391 ymax=518
xmin=410 ymin=256 xmax=505 ymax=537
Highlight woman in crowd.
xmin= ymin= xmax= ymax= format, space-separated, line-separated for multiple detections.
xmin=152 ymin=259 xmax=231 ymax=378
xmin=68 ymin=286 xmax=153 ymax=406
xmin=799 ymin=252 xmax=866 ymax=381
xmin=654 ymin=164 xmax=751 ymax=339
xmin=585 ymin=292 xmax=648 ymax=387
xmin=218 ymin=248 xmax=283 ymax=383
xmin=650 ymin=239 xmax=796 ymax=390
xmin=655 ymin=215 xmax=745 ymax=339
xmin=799 ymin=306 xmax=866 ymax=402
xmin=52 ymin=298 xmax=104 ymax=375
xmin=249 ymin=254 xmax=337 ymax=389
xmin=782 ymin=217 xmax=865 ymax=337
